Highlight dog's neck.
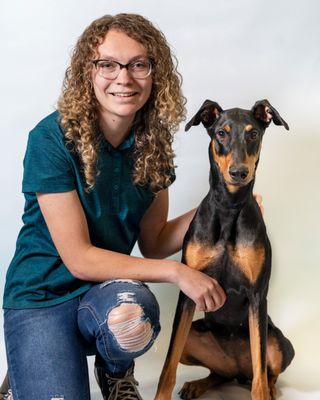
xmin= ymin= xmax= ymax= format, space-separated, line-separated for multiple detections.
xmin=205 ymin=169 xmax=256 ymax=244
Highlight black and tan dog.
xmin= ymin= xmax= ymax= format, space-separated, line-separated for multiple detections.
xmin=155 ymin=100 xmax=294 ymax=400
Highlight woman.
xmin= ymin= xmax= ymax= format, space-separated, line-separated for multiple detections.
xmin=1 ymin=13 xmax=228 ymax=400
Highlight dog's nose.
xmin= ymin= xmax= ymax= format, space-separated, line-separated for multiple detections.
xmin=229 ymin=165 xmax=249 ymax=181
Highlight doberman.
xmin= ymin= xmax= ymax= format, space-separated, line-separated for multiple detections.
xmin=155 ymin=99 xmax=294 ymax=400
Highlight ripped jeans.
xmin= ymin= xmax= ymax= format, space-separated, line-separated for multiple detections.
xmin=4 ymin=280 xmax=160 ymax=400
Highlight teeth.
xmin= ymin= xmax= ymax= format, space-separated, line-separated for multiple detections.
xmin=112 ymin=93 xmax=136 ymax=97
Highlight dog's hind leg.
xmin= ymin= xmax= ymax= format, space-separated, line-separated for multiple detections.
xmin=178 ymin=322 xmax=236 ymax=399
xmin=266 ymin=323 xmax=295 ymax=400
xmin=155 ymin=292 xmax=195 ymax=400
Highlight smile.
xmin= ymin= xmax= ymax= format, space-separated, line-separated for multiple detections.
xmin=109 ymin=92 xmax=138 ymax=97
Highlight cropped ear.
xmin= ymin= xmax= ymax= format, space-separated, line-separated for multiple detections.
xmin=252 ymin=99 xmax=289 ymax=130
xmin=185 ymin=100 xmax=223 ymax=131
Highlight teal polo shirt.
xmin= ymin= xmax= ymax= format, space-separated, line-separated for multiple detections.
xmin=3 ymin=111 xmax=175 ymax=309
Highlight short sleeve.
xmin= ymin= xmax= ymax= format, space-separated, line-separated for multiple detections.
xmin=22 ymin=125 xmax=76 ymax=193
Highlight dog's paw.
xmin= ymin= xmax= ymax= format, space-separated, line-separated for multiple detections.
xmin=269 ymin=384 xmax=277 ymax=400
xmin=178 ymin=380 xmax=207 ymax=399
xmin=154 ymin=395 xmax=171 ymax=400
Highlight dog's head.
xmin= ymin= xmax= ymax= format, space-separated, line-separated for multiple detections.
xmin=185 ymin=99 xmax=289 ymax=192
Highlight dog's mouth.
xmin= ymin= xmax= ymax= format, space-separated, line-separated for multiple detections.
xmin=228 ymin=178 xmax=250 ymax=186
xmin=226 ymin=175 xmax=254 ymax=188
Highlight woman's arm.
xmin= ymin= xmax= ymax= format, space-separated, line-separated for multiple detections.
xmin=37 ymin=190 xmax=225 ymax=312
xmin=138 ymin=189 xmax=196 ymax=259
xmin=37 ymin=190 xmax=178 ymax=283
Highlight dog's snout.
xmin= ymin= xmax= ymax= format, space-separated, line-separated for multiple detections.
xmin=229 ymin=165 xmax=249 ymax=181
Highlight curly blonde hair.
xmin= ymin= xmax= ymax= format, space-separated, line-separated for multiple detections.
xmin=57 ymin=13 xmax=186 ymax=192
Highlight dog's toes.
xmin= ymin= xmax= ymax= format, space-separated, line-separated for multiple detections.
xmin=178 ymin=382 xmax=193 ymax=399
xmin=178 ymin=381 xmax=203 ymax=399
xmin=270 ymin=385 xmax=277 ymax=400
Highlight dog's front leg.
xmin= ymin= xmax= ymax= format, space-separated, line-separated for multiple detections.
xmin=248 ymin=296 xmax=270 ymax=400
xmin=155 ymin=292 xmax=195 ymax=400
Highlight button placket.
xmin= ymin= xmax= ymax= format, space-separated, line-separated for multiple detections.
xmin=111 ymin=152 xmax=121 ymax=214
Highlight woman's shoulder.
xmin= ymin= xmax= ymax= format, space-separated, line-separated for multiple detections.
xmin=28 ymin=110 xmax=65 ymax=146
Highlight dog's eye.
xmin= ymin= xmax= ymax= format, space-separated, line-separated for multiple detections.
xmin=248 ymin=130 xmax=258 ymax=140
xmin=216 ymin=130 xmax=227 ymax=139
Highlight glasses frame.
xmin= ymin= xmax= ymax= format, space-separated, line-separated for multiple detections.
xmin=91 ymin=58 xmax=153 ymax=80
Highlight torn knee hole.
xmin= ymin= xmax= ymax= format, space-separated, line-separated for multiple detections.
xmin=108 ymin=303 xmax=153 ymax=352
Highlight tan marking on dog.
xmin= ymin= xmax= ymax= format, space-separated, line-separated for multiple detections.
xmin=184 ymin=241 xmax=224 ymax=271
xmin=211 ymin=141 xmax=261 ymax=194
xmin=228 ymin=244 xmax=265 ymax=284
xmin=226 ymin=183 xmax=240 ymax=193
xmin=211 ymin=142 xmax=239 ymax=193
xmin=211 ymin=141 xmax=233 ymax=177
xmin=248 ymin=306 xmax=269 ymax=399
xmin=245 ymin=124 xmax=253 ymax=131
xmin=224 ymin=124 xmax=231 ymax=133
xmin=268 ymin=376 xmax=278 ymax=400
xmin=267 ymin=336 xmax=283 ymax=376
xmin=266 ymin=339 xmax=281 ymax=399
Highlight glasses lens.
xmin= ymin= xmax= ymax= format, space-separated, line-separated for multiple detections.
xmin=96 ymin=60 xmax=119 ymax=79
xmin=129 ymin=59 xmax=152 ymax=79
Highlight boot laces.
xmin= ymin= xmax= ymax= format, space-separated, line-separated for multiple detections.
xmin=107 ymin=374 xmax=142 ymax=400
xmin=3 ymin=390 xmax=13 ymax=400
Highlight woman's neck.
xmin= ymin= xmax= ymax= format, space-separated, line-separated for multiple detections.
xmin=99 ymin=111 xmax=135 ymax=148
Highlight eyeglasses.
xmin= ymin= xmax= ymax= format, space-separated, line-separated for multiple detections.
xmin=92 ymin=58 xmax=153 ymax=80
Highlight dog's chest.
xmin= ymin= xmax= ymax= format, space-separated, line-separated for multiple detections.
xmin=183 ymin=200 xmax=268 ymax=285
xmin=184 ymin=234 xmax=266 ymax=286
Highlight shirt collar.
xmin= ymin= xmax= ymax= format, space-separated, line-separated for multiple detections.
xmin=101 ymin=129 xmax=135 ymax=152
xmin=118 ymin=129 xmax=135 ymax=150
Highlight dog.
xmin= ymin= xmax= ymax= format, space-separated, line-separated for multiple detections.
xmin=155 ymin=99 xmax=294 ymax=400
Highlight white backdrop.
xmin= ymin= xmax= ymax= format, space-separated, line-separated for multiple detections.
xmin=1 ymin=1 xmax=319 ymax=399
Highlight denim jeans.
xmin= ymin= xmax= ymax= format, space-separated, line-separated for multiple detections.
xmin=4 ymin=280 xmax=161 ymax=400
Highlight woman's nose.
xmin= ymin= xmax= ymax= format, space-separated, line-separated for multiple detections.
xmin=115 ymin=67 xmax=133 ymax=84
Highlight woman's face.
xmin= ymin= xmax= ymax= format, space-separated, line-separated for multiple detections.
xmin=91 ymin=29 xmax=153 ymax=123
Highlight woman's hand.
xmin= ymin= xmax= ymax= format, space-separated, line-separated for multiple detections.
xmin=253 ymin=193 xmax=264 ymax=215
xmin=174 ymin=263 xmax=226 ymax=312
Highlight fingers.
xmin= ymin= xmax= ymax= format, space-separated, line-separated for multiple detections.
xmin=253 ymin=192 xmax=264 ymax=215
xmin=177 ymin=266 xmax=226 ymax=313
xmin=212 ymin=279 xmax=227 ymax=309
xmin=206 ymin=279 xmax=226 ymax=312
xmin=195 ymin=299 xmax=206 ymax=312
xmin=196 ymin=277 xmax=226 ymax=313
xmin=196 ymin=292 xmax=215 ymax=312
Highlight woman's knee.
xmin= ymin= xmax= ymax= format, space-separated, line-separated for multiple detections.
xmin=105 ymin=280 xmax=161 ymax=353
xmin=108 ymin=302 xmax=155 ymax=353
xmin=78 ymin=279 xmax=161 ymax=354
